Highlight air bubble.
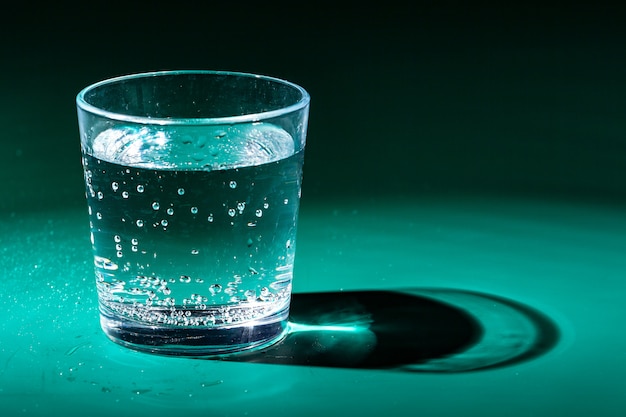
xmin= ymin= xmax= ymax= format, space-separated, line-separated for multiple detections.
xmin=122 ymin=191 xmax=129 ymax=198
xmin=116 ymin=243 xmax=122 ymax=251
xmin=180 ymin=275 xmax=191 ymax=283
xmin=94 ymin=256 xmax=118 ymax=271
xmin=97 ymin=191 xmax=104 ymax=200
xmin=167 ymin=208 xmax=174 ymax=215
xmin=207 ymin=214 xmax=214 ymax=222
xmin=136 ymin=219 xmax=144 ymax=227
xmin=229 ymin=181 xmax=237 ymax=189
xmin=96 ymin=212 xmax=102 ymax=219
xmin=114 ymin=235 xmax=121 ymax=243
xmin=237 ymin=202 xmax=246 ymax=213
xmin=137 ymin=184 xmax=145 ymax=193
xmin=191 ymin=207 xmax=198 ymax=214
xmin=244 ymin=290 xmax=256 ymax=301
xmin=246 ymin=238 xmax=254 ymax=247
xmin=111 ymin=182 xmax=119 ymax=191
xmin=263 ymin=202 xmax=269 ymax=209
xmin=228 ymin=208 xmax=236 ymax=217
xmin=209 ymin=284 xmax=222 ymax=295
xmin=255 ymin=209 xmax=263 ymax=217
xmin=283 ymin=198 xmax=289 ymax=205
xmin=161 ymin=219 xmax=168 ymax=226
xmin=116 ymin=251 xmax=123 ymax=258
xmin=191 ymin=249 xmax=199 ymax=255
xmin=178 ymin=188 xmax=185 ymax=195
xmin=152 ymin=202 xmax=160 ymax=210
xmin=131 ymin=238 xmax=138 ymax=245
xmin=162 ymin=287 xmax=172 ymax=295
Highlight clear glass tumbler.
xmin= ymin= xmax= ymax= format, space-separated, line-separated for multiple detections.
xmin=76 ymin=70 xmax=310 ymax=356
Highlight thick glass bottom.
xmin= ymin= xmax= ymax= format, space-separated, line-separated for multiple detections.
xmin=99 ymin=305 xmax=289 ymax=357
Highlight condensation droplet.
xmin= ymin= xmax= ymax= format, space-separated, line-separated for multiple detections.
xmin=114 ymin=235 xmax=121 ymax=243
xmin=180 ymin=275 xmax=191 ymax=283
xmin=152 ymin=202 xmax=160 ymax=210
xmin=116 ymin=251 xmax=123 ymax=258
xmin=209 ymin=284 xmax=222 ymax=295
xmin=122 ymin=191 xmax=129 ymax=199
xmin=137 ymin=184 xmax=145 ymax=193
xmin=167 ymin=208 xmax=174 ymax=216
xmin=97 ymin=191 xmax=104 ymax=200
xmin=178 ymin=188 xmax=185 ymax=195
xmin=111 ymin=182 xmax=119 ymax=191
xmin=191 ymin=207 xmax=198 ymax=214
xmin=161 ymin=219 xmax=168 ymax=226
xmin=96 ymin=212 xmax=103 ymax=219
xmin=136 ymin=219 xmax=144 ymax=227
xmin=229 ymin=181 xmax=237 ymax=189
xmin=228 ymin=208 xmax=236 ymax=217
xmin=263 ymin=202 xmax=269 ymax=209
xmin=191 ymin=249 xmax=199 ymax=255
xmin=283 ymin=198 xmax=289 ymax=205
xmin=207 ymin=214 xmax=214 ymax=222
xmin=255 ymin=209 xmax=263 ymax=217
xmin=131 ymin=238 xmax=138 ymax=245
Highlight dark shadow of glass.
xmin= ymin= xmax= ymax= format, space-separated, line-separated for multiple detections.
xmin=222 ymin=288 xmax=560 ymax=373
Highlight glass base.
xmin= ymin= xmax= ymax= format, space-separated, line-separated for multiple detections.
xmin=99 ymin=307 xmax=289 ymax=357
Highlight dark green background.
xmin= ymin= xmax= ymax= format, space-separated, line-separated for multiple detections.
xmin=3 ymin=3 xmax=626 ymax=209
xmin=1 ymin=3 xmax=626 ymax=417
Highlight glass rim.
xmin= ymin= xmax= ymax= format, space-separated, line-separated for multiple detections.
xmin=76 ymin=70 xmax=311 ymax=126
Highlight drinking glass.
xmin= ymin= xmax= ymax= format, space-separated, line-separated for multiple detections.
xmin=76 ymin=70 xmax=310 ymax=356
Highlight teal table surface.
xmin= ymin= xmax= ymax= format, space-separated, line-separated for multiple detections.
xmin=2 ymin=4 xmax=626 ymax=416
xmin=2 ymin=195 xmax=625 ymax=416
